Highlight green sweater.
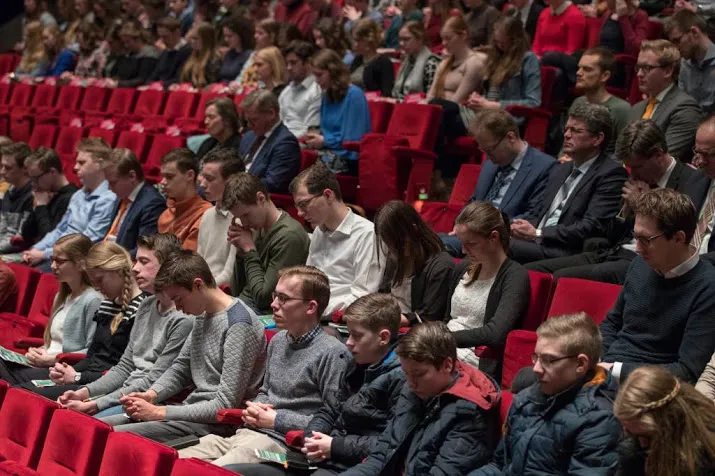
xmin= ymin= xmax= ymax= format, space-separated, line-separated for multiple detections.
xmin=230 ymin=211 xmax=310 ymax=313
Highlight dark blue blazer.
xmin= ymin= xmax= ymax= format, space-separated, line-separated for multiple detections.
xmin=470 ymin=145 xmax=556 ymax=219
xmin=239 ymin=122 xmax=301 ymax=193
xmin=112 ymin=182 xmax=166 ymax=257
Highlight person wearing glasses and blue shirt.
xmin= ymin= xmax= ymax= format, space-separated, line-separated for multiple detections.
xmin=470 ymin=312 xmax=622 ymax=476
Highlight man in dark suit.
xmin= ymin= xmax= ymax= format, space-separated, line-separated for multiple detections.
xmin=238 ymin=90 xmax=301 ymax=193
xmin=527 ymin=120 xmax=706 ymax=283
xmin=441 ymin=109 xmax=556 ymax=257
xmin=508 ymin=0 xmax=545 ymax=42
xmin=629 ymin=39 xmax=702 ymax=162
xmin=509 ymin=103 xmax=628 ymax=264
xmin=102 ymin=149 xmax=166 ymax=257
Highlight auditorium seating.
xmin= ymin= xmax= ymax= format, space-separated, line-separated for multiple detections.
xmin=97 ymin=433 xmax=177 ymax=476
xmin=547 ymin=277 xmax=622 ymax=325
xmin=419 ymin=163 xmax=482 ymax=233
xmin=2 ymin=264 xmax=42 ymax=317
xmin=170 ymin=458 xmax=237 ymax=475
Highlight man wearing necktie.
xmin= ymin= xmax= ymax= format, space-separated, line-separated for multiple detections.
xmin=628 ymin=40 xmax=702 ymax=162
xmin=509 ymin=103 xmax=627 ymax=264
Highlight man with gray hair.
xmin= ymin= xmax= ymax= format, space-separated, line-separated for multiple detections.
xmin=509 ymin=103 xmax=628 ymax=264
xmin=239 ymin=90 xmax=301 ymax=193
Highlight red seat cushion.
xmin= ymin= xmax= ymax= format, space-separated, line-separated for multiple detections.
xmin=0 ymin=389 xmax=59 ymax=468
xmin=98 ymin=433 xmax=177 ymax=476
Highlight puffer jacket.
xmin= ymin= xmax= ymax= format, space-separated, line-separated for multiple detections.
xmin=305 ymin=343 xmax=405 ymax=470
xmin=470 ymin=367 xmax=622 ymax=476
xmin=340 ymin=361 xmax=500 ymax=476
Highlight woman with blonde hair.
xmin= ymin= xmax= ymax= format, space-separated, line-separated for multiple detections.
xmin=21 ymin=241 xmax=148 ymax=400
xmin=179 ymin=22 xmax=222 ymax=89
xmin=41 ymin=24 xmax=77 ymax=77
xmin=0 ymin=234 xmax=102 ymax=385
xmin=253 ymin=46 xmax=287 ymax=97
xmin=15 ymin=20 xmax=49 ymax=76
xmin=446 ymin=201 xmax=530 ymax=377
xmin=614 ymin=366 xmax=715 ymax=476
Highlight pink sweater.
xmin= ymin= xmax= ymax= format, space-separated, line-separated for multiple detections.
xmin=532 ymin=4 xmax=587 ymax=56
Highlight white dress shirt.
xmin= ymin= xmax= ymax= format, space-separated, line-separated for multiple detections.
xmin=539 ymin=155 xmax=598 ymax=230
xmin=306 ymin=210 xmax=383 ymax=317
xmin=278 ymin=75 xmax=322 ymax=138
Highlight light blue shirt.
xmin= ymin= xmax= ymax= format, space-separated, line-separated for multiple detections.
xmin=491 ymin=145 xmax=527 ymax=207
xmin=679 ymin=40 xmax=715 ymax=114
xmin=34 ymin=180 xmax=117 ymax=258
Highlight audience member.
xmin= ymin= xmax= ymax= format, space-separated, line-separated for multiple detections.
xmin=313 ymin=17 xmax=353 ymax=65
xmin=531 ymin=0 xmax=586 ymax=57
xmin=22 ymin=139 xmax=116 ymax=270
xmin=290 ymin=164 xmax=382 ymax=317
xmin=341 ymin=321 xmax=499 ymax=475
xmin=279 ymin=40 xmax=322 ymax=139
xmin=0 ymin=143 xmax=33 ymax=253
xmin=59 ymin=234 xmax=192 ymax=419
xmin=41 ymin=24 xmax=76 ymax=76
xmin=506 ymin=0 xmax=545 ymax=41
xmin=102 ymin=23 xmax=128 ymax=79
xmin=382 ymin=0 xmax=423 ymax=50
xmin=391 ymin=21 xmax=441 ymax=101
xmin=168 ymin=0 xmax=194 ymax=34
xmin=305 ymin=49 xmax=371 ymax=175
xmin=101 ymin=148 xmax=166 ymax=257
xmin=598 ymin=0 xmax=648 ymax=57
xmin=196 ymin=97 xmax=243 ymax=160
xmin=253 ymin=46 xmax=288 ymax=97
xmin=467 ymin=16 xmax=541 ymax=113
xmin=149 ymin=17 xmax=192 ymax=87
xmin=308 ymin=0 xmax=342 ymax=23
xmin=629 ymin=39 xmax=702 ymax=162
xmin=24 ymin=0 xmax=57 ymax=27
xmin=120 ymin=0 xmax=152 ymax=30
xmin=464 ymin=0 xmax=499 ymax=48
xmin=528 ymin=120 xmax=703 ymax=284
xmin=231 ymin=18 xmax=280 ymax=90
xmin=213 ymin=0 xmax=246 ymax=26
xmin=0 ymin=234 xmax=101 ymax=384
xmin=599 ymin=188 xmax=715 ymax=383
xmin=179 ymin=265 xmax=350 ymax=465
xmin=0 ymin=258 xmax=17 ymax=312
xmin=104 ymin=251 xmax=266 ymax=442
xmin=224 ymin=173 xmax=309 ymax=313
xmin=179 ymin=22 xmax=221 ymax=89
xmin=343 ymin=0 xmax=383 ymax=35
xmin=470 ymin=313 xmax=622 ymax=475
xmin=447 ymin=201 xmax=530 ymax=376
xmin=239 ymin=90 xmax=301 ymax=193
xmin=106 ymin=22 xmax=159 ymax=88
xmin=196 ymin=149 xmax=244 ymax=286
xmin=615 ymin=366 xmax=715 ymax=475
xmin=509 ymin=103 xmax=627 ymax=264
xmin=424 ymin=0 xmax=457 ymax=49
xmin=692 ymin=117 xmax=715 ymax=261
xmin=696 ymin=351 xmax=715 ymax=402
xmin=23 ymin=241 xmax=149 ymax=399
xmin=15 ymin=21 xmax=49 ymax=76
xmin=666 ymin=9 xmax=715 ymax=115
xmin=274 ymin=0 xmax=317 ymax=38
xmin=70 ymin=21 xmax=107 ymax=79
xmin=157 ymin=149 xmax=212 ymax=251
xmin=227 ymin=293 xmax=406 ymax=475
xmin=350 ymin=19 xmax=395 ymax=97
xmin=218 ymin=16 xmax=255 ymax=83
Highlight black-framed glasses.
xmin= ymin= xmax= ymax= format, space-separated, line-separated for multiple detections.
xmin=633 ymin=231 xmax=665 ymax=247
xmin=271 ymin=292 xmax=311 ymax=305
xmin=294 ymin=194 xmax=322 ymax=211
xmin=634 ymin=64 xmax=664 ymax=74
xmin=482 ymin=135 xmax=506 ymax=155
xmin=531 ymin=353 xmax=578 ymax=367
xmin=29 ymin=170 xmax=50 ymax=183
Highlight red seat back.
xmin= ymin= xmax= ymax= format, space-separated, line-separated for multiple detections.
xmin=357 ymin=134 xmax=411 ymax=212
xmin=29 ymin=84 xmax=59 ymax=109
xmin=170 ymin=458 xmax=236 ymax=475
xmin=194 ymin=92 xmax=225 ymax=122
xmin=449 ymin=164 xmax=481 ymax=207
xmin=547 ymin=277 xmax=622 ymax=325
xmin=385 ymin=103 xmax=442 ymax=150
xmin=0 ymin=55 xmax=17 ymax=75
xmin=144 ymin=135 xmax=185 ymax=182
xmin=55 ymin=126 xmax=86 ymax=158
xmin=52 ymin=86 xmax=84 ymax=112
xmin=105 ymin=88 xmax=138 ymax=115
xmin=539 ymin=66 xmax=558 ymax=109
xmin=36 ymin=410 xmax=112 ymax=476
xmin=7 ymin=83 xmax=34 ymax=108
xmin=0 ymin=83 xmax=11 ymax=105
xmin=501 ymin=330 xmax=537 ymax=390
xmin=5 ymin=264 xmax=42 ymax=316
xmin=79 ymin=86 xmax=110 ymax=114
xmin=28 ymin=124 xmax=58 ymax=150
xmin=367 ymin=101 xmax=394 ymax=134
xmin=523 ymin=271 xmax=554 ymax=331
xmin=133 ymin=90 xmax=167 ymax=117
xmin=27 ymin=274 xmax=59 ymax=329
xmin=585 ymin=17 xmax=602 ymax=48
xmin=98 ymin=433 xmax=176 ymax=476
xmin=163 ymin=91 xmax=199 ymax=119
xmin=116 ymin=131 xmax=151 ymax=161
xmin=0 ymin=380 xmax=8 ymax=408
xmin=646 ymin=20 xmax=663 ymax=40
xmin=88 ymin=128 xmax=118 ymax=147
xmin=0 ymin=388 xmax=59 ymax=468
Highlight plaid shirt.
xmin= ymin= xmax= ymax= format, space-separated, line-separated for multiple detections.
xmin=287 ymin=325 xmax=322 ymax=346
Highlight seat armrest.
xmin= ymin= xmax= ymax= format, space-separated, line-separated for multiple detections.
xmin=56 ymin=352 xmax=86 ymax=365
xmin=475 ymin=345 xmax=504 ymax=360
xmin=342 ymin=141 xmax=361 ymax=152
xmin=216 ymin=408 xmax=244 ymax=425
xmin=285 ymin=430 xmax=305 ymax=448
xmin=505 ymin=105 xmax=552 ymax=120
xmin=391 ymin=146 xmax=437 ymax=161
xmin=14 ymin=337 xmax=44 ymax=349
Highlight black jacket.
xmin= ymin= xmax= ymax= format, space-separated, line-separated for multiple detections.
xmin=115 ymin=46 xmax=160 ymax=88
xmin=149 ymin=44 xmax=192 ymax=87
xmin=447 ymin=259 xmax=530 ymax=378
xmin=0 ymin=181 xmax=33 ymax=252
xmin=379 ymin=251 xmax=455 ymax=323
xmin=112 ymin=182 xmax=167 ymax=258
xmin=20 ymin=183 xmax=78 ymax=249
xmin=305 ymin=345 xmax=405 ymax=470
xmin=196 ymin=132 xmax=243 ymax=161
xmin=350 ymin=54 xmax=395 ymax=98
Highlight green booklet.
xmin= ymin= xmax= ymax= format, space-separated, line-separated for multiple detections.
xmin=254 ymin=449 xmax=317 ymax=470
xmin=0 ymin=345 xmax=31 ymax=367
xmin=31 ymin=380 xmax=55 ymax=388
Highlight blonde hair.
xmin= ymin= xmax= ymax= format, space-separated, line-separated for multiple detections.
xmin=615 ymin=366 xmax=715 ymax=476
xmin=19 ymin=21 xmax=46 ymax=74
xmin=180 ymin=22 xmax=220 ymax=88
xmin=536 ymin=313 xmax=602 ymax=365
xmin=343 ymin=293 xmax=401 ymax=339
xmin=45 ymin=234 xmax=94 ymax=346
xmin=86 ymin=242 xmax=136 ymax=334
xmin=42 ymin=24 xmax=67 ymax=60
xmin=353 ymin=18 xmax=382 ymax=51
xmin=640 ymin=39 xmax=681 ymax=76
xmin=432 ymin=15 xmax=468 ymax=99
xmin=254 ymin=46 xmax=287 ymax=87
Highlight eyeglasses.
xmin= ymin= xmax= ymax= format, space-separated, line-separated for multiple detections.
xmin=482 ymin=135 xmax=506 ymax=155
xmin=294 ymin=194 xmax=322 ymax=211
xmin=634 ymin=64 xmax=664 ymax=74
xmin=531 ymin=353 xmax=578 ymax=367
xmin=29 ymin=171 xmax=50 ymax=183
xmin=271 ymin=291 xmax=311 ymax=305
xmin=50 ymin=256 xmax=70 ymax=266
xmin=633 ymin=231 xmax=665 ymax=247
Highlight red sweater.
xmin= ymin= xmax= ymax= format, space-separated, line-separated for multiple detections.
xmin=274 ymin=1 xmax=318 ymax=38
xmin=532 ymin=4 xmax=587 ymax=56
xmin=600 ymin=8 xmax=649 ymax=56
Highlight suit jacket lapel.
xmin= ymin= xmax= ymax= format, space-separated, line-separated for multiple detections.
xmin=536 ymin=162 xmax=571 ymax=222
xmin=650 ymin=86 xmax=676 ymax=123
xmin=665 ymin=161 xmax=684 ymax=190
xmin=559 ymin=154 xmax=604 ymax=216
xmin=473 ymin=160 xmax=498 ymax=201
xmin=117 ymin=183 xmax=145 ymax=238
xmin=500 ymin=149 xmax=532 ymax=209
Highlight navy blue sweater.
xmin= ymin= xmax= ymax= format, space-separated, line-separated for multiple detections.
xmin=601 ymin=256 xmax=715 ymax=383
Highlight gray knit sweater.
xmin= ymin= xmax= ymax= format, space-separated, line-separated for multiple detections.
xmin=150 ymin=298 xmax=267 ymax=423
xmin=84 ymin=296 xmax=192 ymax=410
xmin=253 ymin=328 xmax=351 ymax=439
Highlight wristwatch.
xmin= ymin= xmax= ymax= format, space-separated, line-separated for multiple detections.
xmin=534 ymin=229 xmax=543 ymax=242
xmin=73 ymin=372 xmax=82 ymax=383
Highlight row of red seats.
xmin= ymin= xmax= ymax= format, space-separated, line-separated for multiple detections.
xmin=0 ymin=382 xmax=236 ymax=476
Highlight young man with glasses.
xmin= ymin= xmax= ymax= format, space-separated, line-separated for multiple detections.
xmin=223 ymin=172 xmax=309 ymax=314
xmin=289 ymin=163 xmax=383 ymax=319
xmin=629 ymin=39 xmax=702 ymax=162
xmin=179 ymin=265 xmax=350 ymax=467
xmin=0 ymin=142 xmax=33 ymax=254
xmin=470 ymin=313 xmax=622 ymax=476
xmin=599 ymin=188 xmax=715 ymax=384
xmin=441 ymin=109 xmax=555 ymax=257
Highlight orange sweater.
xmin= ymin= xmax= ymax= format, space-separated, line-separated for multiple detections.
xmin=157 ymin=194 xmax=212 ymax=251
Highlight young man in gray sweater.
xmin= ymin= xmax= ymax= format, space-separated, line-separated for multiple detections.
xmin=58 ymin=234 xmax=192 ymax=417
xmin=105 ymin=251 xmax=267 ymax=443
xmin=179 ymin=265 xmax=351 ymax=466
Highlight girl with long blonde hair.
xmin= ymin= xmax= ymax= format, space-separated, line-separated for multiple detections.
xmin=0 ymin=234 xmax=102 ymax=385
xmin=614 ymin=366 xmax=715 ymax=476
xmin=16 ymin=21 xmax=49 ymax=76
xmin=253 ymin=46 xmax=287 ymax=96
xmin=180 ymin=22 xmax=221 ymax=88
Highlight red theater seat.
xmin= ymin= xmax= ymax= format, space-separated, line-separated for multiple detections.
xmin=501 ymin=330 xmax=537 ymax=390
xmin=170 ymin=458 xmax=237 ymax=476
xmin=0 ymin=389 xmax=59 ymax=468
xmin=547 ymin=277 xmax=622 ymax=325
xmin=0 ymin=273 xmax=58 ymax=352
xmin=98 ymin=433 xmax=177 ymax=476
xmin=4 ymin=264 xmax=42 ymax=317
